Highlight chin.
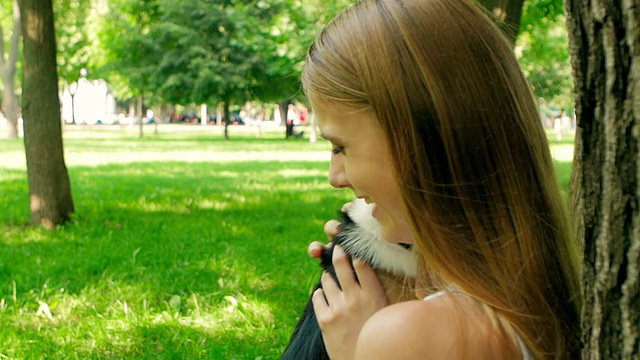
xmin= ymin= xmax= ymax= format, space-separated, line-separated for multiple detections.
xmin=379 ymin=222 xmax=415 ymax=246
xmin=282 ymin=198 xmax=418 ymax=360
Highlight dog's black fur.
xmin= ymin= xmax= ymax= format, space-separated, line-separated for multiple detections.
xmin=282 ymin=199 xmax=416 ymax=360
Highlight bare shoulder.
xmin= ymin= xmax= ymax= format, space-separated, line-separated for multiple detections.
xmin=355 ymin=294 xmax=521 ymax=359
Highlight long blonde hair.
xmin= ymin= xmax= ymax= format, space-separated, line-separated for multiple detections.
xmin=302 ymin=0 xmax=581 ymax=358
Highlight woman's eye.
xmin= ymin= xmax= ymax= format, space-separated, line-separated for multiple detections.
xmin=331 ymin=146 xmax=345 ymax=155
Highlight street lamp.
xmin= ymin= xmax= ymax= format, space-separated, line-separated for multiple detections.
xmin=68 ymin=82 xmax=78 ymax=125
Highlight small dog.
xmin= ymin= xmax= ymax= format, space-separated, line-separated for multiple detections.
xmin=282 ymin=199 xmax=418 ymax=360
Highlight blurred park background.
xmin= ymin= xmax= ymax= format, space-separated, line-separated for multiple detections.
xmin=1 ymin=0 xmax=576 ymax=358
xmin=0 ymin=127 xmax=573 ymax=358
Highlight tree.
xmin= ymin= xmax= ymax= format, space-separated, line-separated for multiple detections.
xmin=96 ymin=0 xmax=162 ymax=138
xmin=55 ymin=0 xmax=92 ymax=85
xmin=251 ymin=0 xmax=352 ymax=137
xmin=0 ymin=0 xmax=21 ymax=139
xmin=565 ymin=0 xmax=640 ymax=358
xmin=19 ymin=0 xmax=74 ymax=228
xmin=517 ymin=0 xmax=573 ymax=111
xmin=154 ymin=0 xmax=255 ymax=140
xmin=54 ymin=0 xmax=93 ymax=125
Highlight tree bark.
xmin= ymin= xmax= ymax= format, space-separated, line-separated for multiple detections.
xmin=19 ymin=0 xmax=75 ymax=228
xmin=279 ymin=100 xmax=290 ymax=139
xmin=0 ymin=0 xmax=22 ymax=139
xmin=565 ymin=0 xmax=640 ymax=358
xmin=223 ymin=101 xmax=230 ymax=141
xmin=137 ymin=95 xmax=143 ymax=139
xmin=478 ymin=0 xmax=524 ymax=45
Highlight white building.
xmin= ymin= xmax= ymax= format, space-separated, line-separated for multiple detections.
xmin=60 ymin=78 xmax=117 ymax=124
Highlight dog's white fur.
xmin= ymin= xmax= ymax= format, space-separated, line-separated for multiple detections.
xmin=340 ymin=199 xmax=418 ymax=277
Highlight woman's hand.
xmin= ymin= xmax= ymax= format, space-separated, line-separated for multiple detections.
xmin=308 ymin=201 xmax=353 ymax=259
xmin=307 ymin=219 xmax=342 ymax=258
xmin=311 ymin=245 xmax=390 ymax=360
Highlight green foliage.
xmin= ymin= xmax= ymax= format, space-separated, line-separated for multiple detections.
xmin=6 ymin=0 xmax=577 ymax=123
xmin=0 ymin=0 xmax=22 ymax=99
xmin=54 ymin=0 xmax=93 ymax=86
xmin=248 ymin=0 xmax=352 ymax=103
xmin=153 ymin=0 xmax=255 ymax=105
xmin=517 ymin=0 xmax=574 ymax=110
xmin=91 ymin=0 xmax=354 ymax=108
xmin=95 ymin=0 xmax=161 ymax=101
xmin=0 ymin=0 xmax=15 ymax=56
xmin=3 ymin=0 xmax=98 ymax=92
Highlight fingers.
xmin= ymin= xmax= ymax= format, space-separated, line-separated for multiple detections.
xmin=324 ymin=219 xmax=342 ymax=241
xmin=309 ymin=216 xmax=342 ymax=259
xmin=352 ymin=257 xmax=386 ymax=296
xmin=331 ymin=245 xmax=386 ymax=298
xmin=308 ymin=241 xmax=326 ymax=259
xmin=320 ymin=270 xmax=342 ymax=300
xmin=311 ymin=288 xmax=330 ymax=325
xmin=310 ymin=219 xmax=340 ymax=259
xmin=331 ymin=245 xmax=359 ymax=294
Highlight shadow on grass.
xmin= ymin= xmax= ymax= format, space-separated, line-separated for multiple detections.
xmin=0 ymin=160 xmax=349 ymax=358
xmin=0 ymin=158 xmax=574 ymax=358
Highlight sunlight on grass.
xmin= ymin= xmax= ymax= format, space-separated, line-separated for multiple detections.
xmin=0 ymin=128 xmax=573 ymax=358
xmin=278 ymin=169 xmax=326 ymax=178
xmin=1 ymin=288 xmax=278 ymax=356
xmin=0 ymin=126 xmax=332 ymax=169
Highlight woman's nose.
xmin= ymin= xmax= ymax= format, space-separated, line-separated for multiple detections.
xmin=328 ymin=157 xmax=350 ymax=189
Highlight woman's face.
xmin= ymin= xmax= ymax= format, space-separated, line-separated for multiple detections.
xmin=315 ymin=102 xmax=414 ymax=244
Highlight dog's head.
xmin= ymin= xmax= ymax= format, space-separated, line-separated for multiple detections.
xmin=331 ymin=199 xmax=418 ymax=278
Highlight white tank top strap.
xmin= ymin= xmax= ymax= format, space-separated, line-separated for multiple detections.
xmin=516 ymin=334 xmax=535 ymax=360
xmin=422 ymin=290 xmax=449 ymax=302
xmin=423 ymin=290 xmax=535 ymax=360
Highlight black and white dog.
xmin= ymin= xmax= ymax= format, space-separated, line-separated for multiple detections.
xmin=282 ymin=199 xmax=418 ymax=360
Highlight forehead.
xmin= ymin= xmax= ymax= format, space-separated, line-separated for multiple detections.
xmin=314 ymin=101 xmax=376 ymax=138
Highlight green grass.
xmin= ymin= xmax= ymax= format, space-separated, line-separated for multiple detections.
xmin=0 ymin=126 xmax=574 ymax=359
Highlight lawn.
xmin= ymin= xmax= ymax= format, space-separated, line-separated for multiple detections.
xmin=0 ymin=125 xmax=574 ymax=359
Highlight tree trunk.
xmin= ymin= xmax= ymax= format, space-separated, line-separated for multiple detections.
xmin=216 ymin=103 xmax=222 ymax=129
xmin=0 ymin=0 xmax=22 ymax=139
xmin=19 ymin=0 xmax=74 ymax=228
xmin=478 ymin=0 xmax=524 ymax=45
xmin=223 ymin=101 xmax=230 ymax=141
xmin=279 ymin=100 xmax=289 ymax=139
xmin=128 ymin=101 xmax=135 ymax=129
xmin=160 ymin=103 xmax=168 ymax=124
xmin=137 ymin=95 xmax=143 ymax=139
xmin=565 ymin=0 xmax=640 ymax=359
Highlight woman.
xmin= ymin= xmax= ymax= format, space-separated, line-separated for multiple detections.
xmin=302 ymin=0 xmax=582 ymax=359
